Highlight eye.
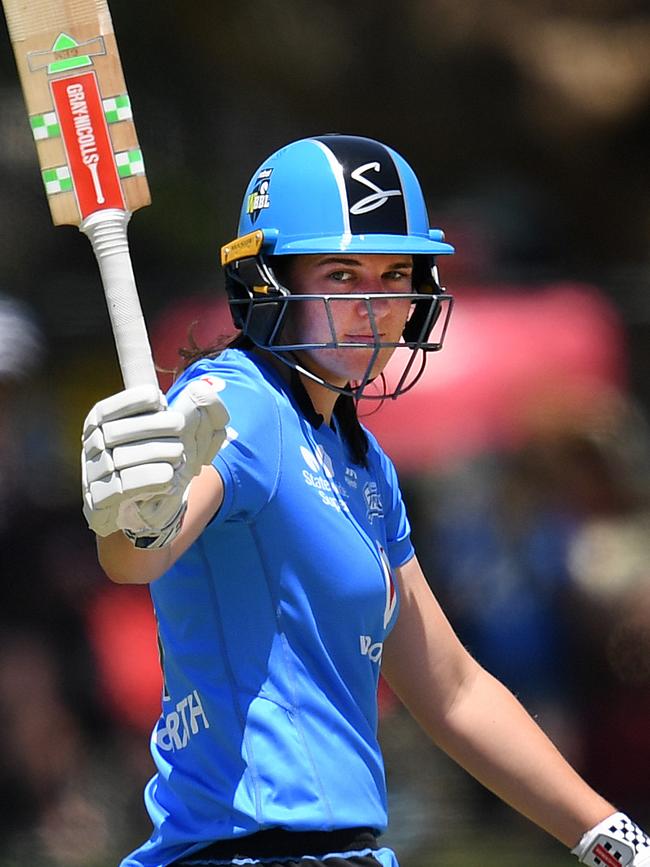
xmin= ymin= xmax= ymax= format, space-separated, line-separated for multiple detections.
xmin=327 ymin=270 xmax=354 ymax=282
xmin=384 ymin=270 xmax=413 ymax=287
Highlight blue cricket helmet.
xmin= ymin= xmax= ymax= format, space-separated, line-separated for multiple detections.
xmin=220 ymin=134 xmax=454 ymax=399
xmin=234 ymin=134 xmax=455 ymax=257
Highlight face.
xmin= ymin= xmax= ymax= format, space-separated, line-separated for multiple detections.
xmin=279 ymin=253 xmax=414 ymax=387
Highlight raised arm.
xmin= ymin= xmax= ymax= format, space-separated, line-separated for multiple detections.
xmin=96 ymin=463 xmax=224 ymax=584
xmin=381 ymin=555 xmax=615 ymax=849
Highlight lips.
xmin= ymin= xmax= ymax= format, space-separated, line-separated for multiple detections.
xmin=345 ymin=334 xmax=381 ymax=343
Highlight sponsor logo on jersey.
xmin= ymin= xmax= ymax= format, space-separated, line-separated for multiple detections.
xmin=300 ymin=444 xmax=334 ymax=478
xmin=300 ymin=444 xmax=349 ymax=513
xmin=360 ymin=634 xmax=383 ymax=663
xmin=154 ymin=689 xmax=210 ymax=752
xmin=246 ymin=168 xmax=273 ymax=223
xmin=363 ymin=481 xmax=383 ymax=523
xmin=345 ymin=467 xmax=358 ymax=488
xmin=359 ymin=545 xmax=398 ymax=664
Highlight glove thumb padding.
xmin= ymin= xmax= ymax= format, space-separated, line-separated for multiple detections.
xmin=126 ymin=377 xmax=230 ymax=538
xmin=171 ymin=377 xmax=230 ymax=475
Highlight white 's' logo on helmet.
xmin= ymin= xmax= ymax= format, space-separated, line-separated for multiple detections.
xmin=349 ymin=162 xmax=402 ymax=215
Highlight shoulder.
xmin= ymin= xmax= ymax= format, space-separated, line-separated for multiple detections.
xmin=167 ymin=350 xmax=279 ymax=411
xmin=168 ymin=349 xmax=264 ymax=394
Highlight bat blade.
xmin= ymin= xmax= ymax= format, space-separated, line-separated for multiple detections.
xmin=2 ymin=0 xmax=157 ymax=389
xmin=2 ymin=0 xmax=150 ymax=226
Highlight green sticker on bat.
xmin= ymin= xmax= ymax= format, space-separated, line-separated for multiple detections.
xmin=48 ymin=33 xmax=92 ymax=73
xmin=42 ymin=165 xmax=73 ymax=195
xmin=115 ymin=148 xmax=145 ymax=178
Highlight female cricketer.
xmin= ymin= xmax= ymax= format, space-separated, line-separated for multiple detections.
xmin=81 ymin=134 xmax=650 ymax=867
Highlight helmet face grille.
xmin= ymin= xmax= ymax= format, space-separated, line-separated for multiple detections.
xmin=225 ymin=254 xmax=454 ymax=400
xmin=312 ymin=135 xmax=408 ymax=236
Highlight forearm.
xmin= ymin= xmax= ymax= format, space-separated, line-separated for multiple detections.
xmin=384 ymin=557 xmax=617 ymax=849
xmin=97 ymin=530 xmax=173 ymax=584
xmin=426 ymin=661 xmax=614 ymax=847
xmin=96 ymin=464 xmax=224 ymax=584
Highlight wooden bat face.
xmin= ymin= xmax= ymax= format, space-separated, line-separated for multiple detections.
xmin=2 ymin=0 xmax=150 ymax=226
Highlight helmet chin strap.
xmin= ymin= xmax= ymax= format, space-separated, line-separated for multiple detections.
xmin=265 ymin=344 xmax=428 ymax=401
xmin=264 ymin=348 xmax=373 ymax=399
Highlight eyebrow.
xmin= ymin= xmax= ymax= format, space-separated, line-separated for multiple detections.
xmin=315 ymin=256 xmax=413 ymax=269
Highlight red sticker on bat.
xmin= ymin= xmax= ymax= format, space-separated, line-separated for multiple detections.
xmin=51 ymin=72 xmax=125 ymax=218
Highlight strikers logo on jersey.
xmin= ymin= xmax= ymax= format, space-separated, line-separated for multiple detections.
xmin=363 ymin=481 xmax=383 ymax=523
xmin=246 ymin=168 xmax=273 ymax=223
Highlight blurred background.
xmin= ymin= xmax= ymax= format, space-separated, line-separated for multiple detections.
xmin=1 ymin=0 xmax=649 ymax=864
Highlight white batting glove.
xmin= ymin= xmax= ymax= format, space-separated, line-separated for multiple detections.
xmin=82 ymin=377 xmax=229 ymax=547
xmin=573 ymin=812 xmax=650 ymax=867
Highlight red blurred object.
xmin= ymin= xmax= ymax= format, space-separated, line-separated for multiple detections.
xmin=86 ymin=584 xmax=401 ymax=730
xmin=86 ymin=585 xmax=162 ymax=732
xmin=378 ymin=676 xmax=400 ymax=718
xmin=152 ymin=295 xmax=236 ymax=391
xmin=363 ymin=283 xmax=627 ymax=471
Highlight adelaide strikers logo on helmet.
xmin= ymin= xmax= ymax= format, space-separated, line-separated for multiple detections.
xmin=246 ymin=168 xmax=273 ymax=223
xmin=349 ymin=162 xmax=402 ymax=215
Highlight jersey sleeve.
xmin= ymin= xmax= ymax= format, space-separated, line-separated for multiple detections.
xmin=365 ymin=430 xmax=415 ymax=569
xmin=168 ymin=356 xmax=282 ymax=523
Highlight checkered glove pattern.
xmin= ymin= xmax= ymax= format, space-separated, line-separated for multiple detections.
xmin=572 ymin=813 xmax=650 ymax=867
xmin=82 ymin=379 xmax=229 ymax=547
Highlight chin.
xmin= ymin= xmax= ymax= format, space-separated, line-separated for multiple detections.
xmin=298 ymin=344 xmax=395 ymax=387
xmin=333 ymin=351 xmax=392 ymax=385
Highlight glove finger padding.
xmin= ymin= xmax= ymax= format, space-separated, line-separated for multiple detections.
xmin=82 ymin=384 xmax=185 ymax=538
xmin=83 ymin=384 xmax=166 ymax=433
xmin=112 ymin=439 xmax=184 ymax=472
xmin=87 ymin=461 xmax=174 ymax=509
xmin=101 ymin=410 xmax=184 ymax=448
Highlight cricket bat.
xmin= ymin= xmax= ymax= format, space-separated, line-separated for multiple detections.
xmin=1 ymin=0 xmax=157 ymax=389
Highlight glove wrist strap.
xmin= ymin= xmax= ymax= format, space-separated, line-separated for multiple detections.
xmin=572 ymin=812 xmax=650 ymax=867
xmin=123 ymin=496 xmax=188 ymax=549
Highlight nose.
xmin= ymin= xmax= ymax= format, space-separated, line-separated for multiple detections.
xmin=355 ymin=275 xmax=392 ymax=321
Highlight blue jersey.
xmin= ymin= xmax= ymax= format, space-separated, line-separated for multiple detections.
xmin=123 ymin=349 xmax=414 ymax=867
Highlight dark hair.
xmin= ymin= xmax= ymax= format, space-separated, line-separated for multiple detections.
xmin=333 ymin=394 xmax=369 ymax=467
xmin=177 ymin=328 xmax=251 ymax=370
xmin=177 ymin=328 xmax=369 ymax=467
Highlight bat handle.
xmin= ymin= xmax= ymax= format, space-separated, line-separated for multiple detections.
xmin=80 ymin=209 xmax=158 ymax=390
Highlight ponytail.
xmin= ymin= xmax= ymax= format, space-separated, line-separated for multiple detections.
xmin=334 ymin=394 xmax=369 ymax=468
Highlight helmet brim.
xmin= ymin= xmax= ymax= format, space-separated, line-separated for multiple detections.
xmin=269 ymin=234 xmax=455 ymax=257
